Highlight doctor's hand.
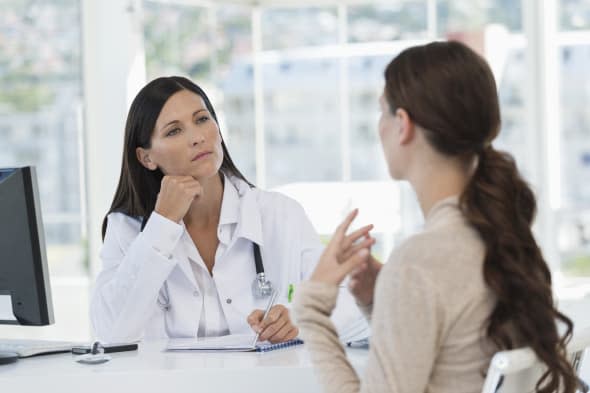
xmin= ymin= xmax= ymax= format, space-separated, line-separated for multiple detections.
xmin=247 ymin=305 xmax=299 ymax=344
xmin=310 ymin=209 xmax=374 ymax=286
xmin=348 ymin=254 xmax=382 ymax=306
xmin=155 ymin=176 xmax=203 ymax=223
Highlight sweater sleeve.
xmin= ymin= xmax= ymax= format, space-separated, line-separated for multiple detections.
xmin=294 ymin=281 xmax=361 ymax=393
xmin=295 ymin=259 xmax=443 ymax=393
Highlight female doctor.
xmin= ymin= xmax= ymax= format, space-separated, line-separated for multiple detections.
xmin=90 ymin=76 xmax=371 ymax=344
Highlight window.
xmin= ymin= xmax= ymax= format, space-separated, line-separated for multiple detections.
xmin=348 ymin=2 xmax=428 ymax=43
xmin=0 ymin=0 xmax=87 ymax=340
xmin=263 ymin=59 xmax=342 ymax=186
xmin=437 ymin=0 xmax=522 ymax=35
xmin=348 ymin=55 xmax=392 ymax=181
xmin=558 ymin=0 xmax=590 ymax=279
xmin=261 ymin=7 xmax=338 ymax=50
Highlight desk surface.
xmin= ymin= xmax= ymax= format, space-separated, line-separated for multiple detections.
xmin=0 ymin=341 xmax=368 ymax=393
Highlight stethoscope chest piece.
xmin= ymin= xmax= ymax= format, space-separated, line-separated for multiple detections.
xmin=251 ymin=243 xmax=273 ymax=299
xmin=252 ymin=272 xmax=273 ymax=299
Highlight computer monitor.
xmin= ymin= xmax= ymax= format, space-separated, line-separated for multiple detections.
xmin=0 ymin=166 xmax=54 ymax=326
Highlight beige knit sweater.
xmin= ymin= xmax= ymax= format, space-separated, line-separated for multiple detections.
xmin=294 ymin=197 xmax=497 ymax=393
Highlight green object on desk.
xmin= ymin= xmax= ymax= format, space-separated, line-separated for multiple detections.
xmin=287 ymin=284 xmax=294 ymax=303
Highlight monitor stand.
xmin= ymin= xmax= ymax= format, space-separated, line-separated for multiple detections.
xmin=0 ymin=351 xmax=18 ymax=365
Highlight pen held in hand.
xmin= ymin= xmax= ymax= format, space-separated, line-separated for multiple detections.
xmin=252 ymin=289 xmax=279 ymax=345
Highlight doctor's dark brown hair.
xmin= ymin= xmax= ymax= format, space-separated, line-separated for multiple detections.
xmin=383 ymin=41 xmax=577 ymax=393
xmin=102 ymin=76 xmax=252 ymax=239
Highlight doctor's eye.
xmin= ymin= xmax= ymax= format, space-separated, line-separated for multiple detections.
xmin=196 ymin=116 xmax=209 ymax=124
xmin=166 ymin=128 xmax=181 ymax=137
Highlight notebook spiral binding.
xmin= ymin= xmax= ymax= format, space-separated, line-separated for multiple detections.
xmin=256 ymin=338 xmax=304 ymax=352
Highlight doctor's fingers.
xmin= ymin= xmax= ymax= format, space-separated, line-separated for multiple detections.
xmin=163 ymin=175 xmax=199 ymax=183
xmin=267 ymin=323 xmax=299 ymax=344
xmin=259 ymin=315 xmax=289 ymax=342
xmin=161 ymin=175 xmax=198 ymax=188
xmin=162 ymin=176 xmax=202 ymax=192
xmin=257 ymin=304 xmax=288 ymax=331
xmin=158 ymin=183 xmax=202 ymax=206
xmin=178 ymin=181 xmax=203 ymax=196
xmin=246 ymin=309 xmax=265 ymax=330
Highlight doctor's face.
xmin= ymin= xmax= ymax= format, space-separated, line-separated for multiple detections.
xmin=142 ymin=90 xmax=224 ymax=181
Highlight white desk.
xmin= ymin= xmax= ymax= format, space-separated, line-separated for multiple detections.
xmin=0 ymin=341 xmax=368 ymax=393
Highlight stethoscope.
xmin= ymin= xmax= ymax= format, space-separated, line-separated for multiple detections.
xmin=251 ymin=243 xmax=273 ymax=298
xmin=156 ymin=242 xmax=274 ymax=312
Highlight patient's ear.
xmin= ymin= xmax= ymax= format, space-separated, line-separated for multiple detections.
xmin=396 ymin=108 xmax=415 ymax=146
xmin=136 ymin=147 xmax=157 ymax=171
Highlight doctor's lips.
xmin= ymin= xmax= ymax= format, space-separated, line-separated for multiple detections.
xmin=191 ymin=151 xmax=212 ymax=161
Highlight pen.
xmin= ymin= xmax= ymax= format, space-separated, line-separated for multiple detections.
xmin=252 ymin=289 xmax=278 ymax=345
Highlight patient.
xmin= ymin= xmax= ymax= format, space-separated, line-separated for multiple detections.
xmin=294 ymin=41 xmax=578 ymax=393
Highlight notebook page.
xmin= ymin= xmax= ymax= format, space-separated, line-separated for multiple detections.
xmin=166 ymin=334 xmax=257 ymax=351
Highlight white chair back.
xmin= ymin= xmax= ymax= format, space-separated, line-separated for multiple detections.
xmin=481 ymin=327 xmax=590 ymax=393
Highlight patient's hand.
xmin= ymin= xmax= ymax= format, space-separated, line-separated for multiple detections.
xmin=348 ymin=255 xmax=382 ymax=307
xmin=310 ymin=209 xmax=374 ymax=286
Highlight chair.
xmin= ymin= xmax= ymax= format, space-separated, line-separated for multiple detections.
xmin=481 ymin=326 xmax=590 ymax=393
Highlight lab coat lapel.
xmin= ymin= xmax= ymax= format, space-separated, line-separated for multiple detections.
xmin=232 ymin=179 xmax=264 ymax=248
xmin=175 ymin=231 xmax=199 ymax=290
xmin=219 ymin=178 xmax=268 ymax=333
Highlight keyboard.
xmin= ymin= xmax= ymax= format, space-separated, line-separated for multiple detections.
xmin=0 ymin=339 xmax=78 ymax=358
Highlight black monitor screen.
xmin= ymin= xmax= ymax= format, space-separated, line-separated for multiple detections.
xmin=0 ymin=166 xmax=54 ymax=326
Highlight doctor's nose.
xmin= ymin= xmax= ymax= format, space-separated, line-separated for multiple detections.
xmin=189 ymin=127 xmax=206 ymax=145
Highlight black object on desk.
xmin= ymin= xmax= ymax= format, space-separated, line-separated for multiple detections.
xmin=71 ymin=342 xmax=138 ymax=355
xmin=346 ymin=337 xmax=369 ymax=349
xmin=0 ymin=352 xmax=18 ymax=365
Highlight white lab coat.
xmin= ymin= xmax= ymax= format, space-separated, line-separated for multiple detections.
xmin=91 ymin=176 xmax=367 ymax=343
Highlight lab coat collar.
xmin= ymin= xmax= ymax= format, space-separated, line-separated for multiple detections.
xmin=226 ymin=175 xmax=264 ymax=247
xmin=219 ymin=175 xmax=240 ymax=227
xmin=175 ymin=175 xmax=263 ymax=288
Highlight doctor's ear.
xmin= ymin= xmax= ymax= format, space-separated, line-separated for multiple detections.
xmin=136 ymin=147 xmax=158 ymax=171
xmin=396 ymin=108 xmax=415 ymax=146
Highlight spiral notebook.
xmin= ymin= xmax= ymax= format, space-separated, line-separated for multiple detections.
xmin=166 ymin=334 xmax=303 ymax=352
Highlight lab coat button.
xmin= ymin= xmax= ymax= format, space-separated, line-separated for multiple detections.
xmin=226 ymin=298 xmax=232 ymax=304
